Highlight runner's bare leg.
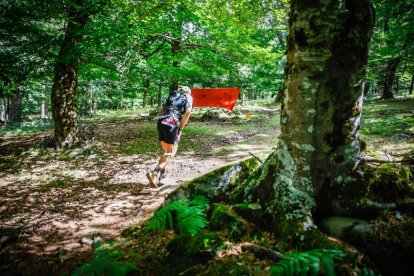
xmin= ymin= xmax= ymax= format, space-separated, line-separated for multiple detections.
xmin=158 ymin=142 xmax=174 ymax=170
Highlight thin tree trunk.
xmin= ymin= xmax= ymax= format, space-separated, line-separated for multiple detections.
xmin=381 ymin=57 xmax=400 ymax=99
xmin=40 ymin=81 xmax=47 ymax=119
xmin=242 ymin=0 xmax=374 ymax=235
xmin=7 ymin=87 xmax=23 ymax=123
xmin=93 ymin=100 xmax=98 ymax=111
xmin=157 ymin=85 xmax=163 ymax=107
xmin=395 ymin=75 xmax=399 ymax=96
xmin=41 ymin=95 xmax=47 ymax=119
xmin=51 ymin=0 xmax=89 ymax=148
xmin=143 ymin=78 xmax=150 ymax=107
xmin=364 ymin=82 xmax=370 ymax=96
xmin=248 ymin=90 xmax=253 ymax=100
xmin=169 ymin=40 xmax=181 ymax=93
xmin=409 ymin=74 xmax=414 ymax=95
xmin=0 ymin=99 xmax=6 ymax=123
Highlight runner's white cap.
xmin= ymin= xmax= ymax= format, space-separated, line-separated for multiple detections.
xmin=179 ymin=85 xmax=191 ymax=95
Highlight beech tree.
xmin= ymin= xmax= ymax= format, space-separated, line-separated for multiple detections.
xmin=51 ymin=0 xmax=90 ymax=148
xmin=241 ymin=0 xmax=374 ymax=234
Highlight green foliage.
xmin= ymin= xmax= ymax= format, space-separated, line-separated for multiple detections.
xmin=0 ymin=155 xmax=24 ymax=171
xmin=269 ymin=249 xmax=346 ymax=276
xmin=0 ymin=119 xmax=53 ymax=137
xmin=72 ymin=243 xmax=138 ymax=276
xmin=146 ymin=196 xmax=209 ymax=236
xmin=368 ymin=163 xmax=412 ymax=201
xmin=367 ymin=0 xmax=414 ymax=97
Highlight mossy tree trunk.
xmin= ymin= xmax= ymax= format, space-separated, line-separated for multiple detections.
xmin=409 ymin=74 xmax=413 ymax=95
xmin=381 ymin=57 xmax=400 ymax=99
xmin=242 ymin=0 xmax=374 ymax=235
xmin=51 ymin=0 xmax=89 ymax=149
xmin=7 ymin=87 xmax=23 ymax=123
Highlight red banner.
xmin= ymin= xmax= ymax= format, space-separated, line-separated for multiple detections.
xmin=191 ymin=88 xmax=239 ymax=111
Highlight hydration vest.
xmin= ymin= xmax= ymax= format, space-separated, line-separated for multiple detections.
xmin=161 ymin=90 xmax=189 ymax=124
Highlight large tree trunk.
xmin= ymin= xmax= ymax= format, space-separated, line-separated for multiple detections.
xmin=51 ymin=0 xmax=89 ymax=149
xmin=242 ymin=0 xmax=374 ymax=235
xmin=381 ymin=57 xmax=400 ymax=99
xmin=7 ymin=87 xmax=23 ymax=123
xmin=409 ymin=74 xmax=414 ymax=95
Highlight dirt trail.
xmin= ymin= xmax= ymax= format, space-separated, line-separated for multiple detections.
xmin=0 ymin=115 xmax=279 ymax=273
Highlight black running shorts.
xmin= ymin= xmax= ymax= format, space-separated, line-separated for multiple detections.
xmin=157 ymin=119 xmax=178 ymax=144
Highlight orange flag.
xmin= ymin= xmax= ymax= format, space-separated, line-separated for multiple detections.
xmin=191 ymin=88 xmax=239 ymax=111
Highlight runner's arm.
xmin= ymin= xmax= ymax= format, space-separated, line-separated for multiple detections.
xmin=180 ymin=107 xmax=191 ymax=130
xmin=158 ymin=105 xmax=165 ymax=116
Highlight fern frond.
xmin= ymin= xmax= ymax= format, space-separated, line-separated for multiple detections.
xmin=178 ymin=206 xmax=209 ymax=236
xmin=145 ymin=196 xmax=209 ymax=236
xmin=72 ymin=244 xmax=138 ymax=276
xmin=145 ymin=201 xmax=184 ymax=232
xmin=189 ymin=195 xmax=209 ymax=209
xmin=270 ymin=249 xmax=345 ymax=276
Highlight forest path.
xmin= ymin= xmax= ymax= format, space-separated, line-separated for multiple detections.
xmin=0 ymin=107 xmax=279 ymax=273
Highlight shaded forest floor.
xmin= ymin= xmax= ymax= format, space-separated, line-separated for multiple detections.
xmin=0 ymin=101 xmax=279 ymax=274
xmin=0 ymin=98 xmax=413 ymax=274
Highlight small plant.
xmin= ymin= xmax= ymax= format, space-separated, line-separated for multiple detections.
xmin=0 ymin=155 xmax=24 ymax=170
xmin=269 ymin=249 xmax=346 ymax=276
xmin=146 ymin=196 xmax=209 ymax=236
xmin=72 ymin=243 xmax=138 ymax=276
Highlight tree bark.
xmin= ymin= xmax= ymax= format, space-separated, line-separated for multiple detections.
xmin=41 ymin=98 xmax=47 ymax=119
xmin=364 ymin=82 xmax=370 ymax=96
xmin=157 ymin=85 xmax=163 ymax=107
xmin=0 ymin=99 xmax=7 ymax=123
xmin=409 ymin=74 xmax=414 ymax=95
xmin=51 ymin=0 xmax=89 ymax=148
xmin=40 ymin=83 xmax=48 ymax=119
xmin=242 ymin=0 xmax=374 ymax=235
xmin=381 ymin=57 xmax=400 ymax=99
xmin=169 ymin=40 xmax=181 ymax=93
xmin=143 ymin=78 xmax=150 ymax=107
xmin=395 ymin=76 xmax=399 ymax=96
xmin=7 ymin=87 xmax=23 ymax=123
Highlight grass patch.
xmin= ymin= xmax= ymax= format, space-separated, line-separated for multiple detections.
xmin=0 ymin=155 xmax=24 ymax=171
xmin=361 ymin=98 xmax=414 ymax=155
xmin=116 ymin=106 xmax=280 ymax=156
xmin=0 ymin=119 xmax=53 ymax=137
xmin=361 ymin=98 xmax=414 ymax=137
xmin=117 ymin=124 xmax=160 ymax=155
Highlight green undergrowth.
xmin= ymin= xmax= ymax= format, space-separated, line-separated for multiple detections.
xmin=269 ymin=249 xmax=346 ymax=276
xmin=146 ymin=196 xmax=209 ymax=236
xmin=81 ymin=108 xmax=146 ymax=123
xmin=362 ymin=99 xmax=414 ymax=137
xmin=71 ymin=243 xmax=138 ymax=276
xmin=361 ymin=98 xmax=414 ymax=155
xmin=362 ymin=98 xmax=414 ymax=137
xmin=0 ymin=118 xmax=53 ymax=137
xmin=119 ymin=197 xmax=367 ymax=275
xmin=116 ymin=106 xmax=280 ymax=156
xmin=117 ymin=124 xmax=159 ymax=155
